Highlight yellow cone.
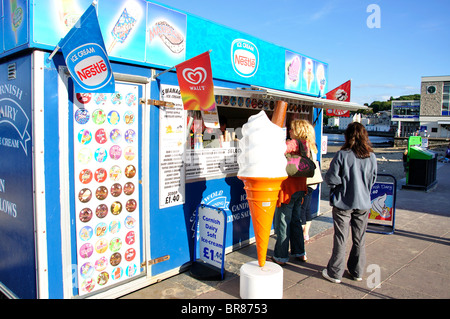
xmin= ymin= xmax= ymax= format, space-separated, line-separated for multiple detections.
xmin=238 ymin=176 xmax=287 ymax=267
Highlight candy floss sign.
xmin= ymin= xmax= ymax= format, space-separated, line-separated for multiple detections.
xmin=231 ymin=39 xmax=259 ymax=78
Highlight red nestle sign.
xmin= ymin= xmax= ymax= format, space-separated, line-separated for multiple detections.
xmin=234 ymin=54 xmax=256 ymax=68
xmin=77 ymin=60 xmax=108 ymax=82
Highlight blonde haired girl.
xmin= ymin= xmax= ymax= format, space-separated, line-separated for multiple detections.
xmin=271 ymin=119 xmax=309 ymax=265
xmin=286 ymin=119 xmax=317 ymax=155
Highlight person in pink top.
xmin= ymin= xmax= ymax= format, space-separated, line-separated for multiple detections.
xmin=270 ymin=119 xmax=310 ymax=265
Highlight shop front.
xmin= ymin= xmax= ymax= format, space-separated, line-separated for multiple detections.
xmin=0 ymin=0 xmax=363 ymax=299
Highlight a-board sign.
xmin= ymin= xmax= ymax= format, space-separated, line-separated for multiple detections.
xmin=369 ymin=182 xmax=394 ymax=221
xmin=191 ymin=204 xmax=227 ymax=280
xmin=367 ymin=174 xmax=397 ymax=235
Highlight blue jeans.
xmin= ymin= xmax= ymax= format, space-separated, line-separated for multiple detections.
xmin=273 ymin=191 xmax=306 ymax=263
xmin=300 ymin=187 xmax=314 ymax=225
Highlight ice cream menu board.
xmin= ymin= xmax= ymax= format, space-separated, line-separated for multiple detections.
xmin=73 ymin=83 xmax=141 ymax=295
xmin=159 ymin=85 xmax=186 ymax=209
xmin=185 ymin=148 xmax=239 ymax=180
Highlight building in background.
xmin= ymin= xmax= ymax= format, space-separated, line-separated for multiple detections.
xmin=327 ymin=112 xmax=391 ymax=132
xmin=392 ymin=100 xmax=420 ymax=137
xmin=420 ymin=76 xmax=450 ymax=138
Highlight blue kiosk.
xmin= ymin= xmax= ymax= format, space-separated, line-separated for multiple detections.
xmin=0 ymin=0 xmax=363 ymax=298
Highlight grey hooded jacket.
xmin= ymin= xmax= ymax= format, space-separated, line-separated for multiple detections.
xmin=325 ymin=149 xmax=377 ymax=210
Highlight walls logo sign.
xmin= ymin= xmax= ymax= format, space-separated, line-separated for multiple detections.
xmin=182 ymin=67 xmax=208 ymax=85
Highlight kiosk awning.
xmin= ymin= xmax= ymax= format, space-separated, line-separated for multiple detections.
xmin=213 ymin=86 xmax=367 ymax=111
xmin=251 ymin=86 xmax=367 ymax=111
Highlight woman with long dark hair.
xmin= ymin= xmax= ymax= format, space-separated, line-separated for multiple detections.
xmin=322 ymin=122 xmax=377 ymax=283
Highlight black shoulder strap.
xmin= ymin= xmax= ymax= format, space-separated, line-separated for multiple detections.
xmin=297 ymin=139 xmax=308 ymax=157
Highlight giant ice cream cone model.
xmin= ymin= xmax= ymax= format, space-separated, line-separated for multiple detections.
xmin=238 ymin=176 xmax=286 ymax=267
xmin=237 ymin=111 xmax=287 ymax=267
xmin=271 ymin=101 xmax=287 ymax=128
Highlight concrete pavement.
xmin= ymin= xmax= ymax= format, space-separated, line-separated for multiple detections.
xmin=122 ymin=163 xmax=450 ymax=299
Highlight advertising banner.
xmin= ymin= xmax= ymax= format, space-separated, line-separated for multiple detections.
xmin=102 ymin=0 xmax=146 ymax=61
xmin=369 ymin=182 xmax=394 ymax=221
xmin=27 ymin=1 xmax=329 ymax=95
xmin=3 ymin=0 xmax=28 ymax=51
xmin=176 ymin=51 xmax=216 ymax=111
xmin=146 ymin=2 xmax=187 ymax=66
xmin=367 ymin=175 xmax=396 ymax=235
xmin=325 ymin=80 xmax=351 ymax=117
xmin=72 ymin=83 xmax=141 ymax=295
xmin=58 ymin=3 xmax=115 ymax=93
xmin=285 ymin=50 xmax=328 ymax=97
xmin=33 ymin=0 xmax=93 ymax=47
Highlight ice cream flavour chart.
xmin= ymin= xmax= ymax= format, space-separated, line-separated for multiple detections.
xmin=73 ymin=83 xmax=141 ymax=295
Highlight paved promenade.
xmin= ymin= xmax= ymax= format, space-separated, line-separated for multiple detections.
xmin=123 ymin=163 xmax=450 ymax=299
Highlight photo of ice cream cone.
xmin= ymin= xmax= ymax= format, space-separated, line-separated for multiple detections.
xmin=303 ymin=58 xmax=314 ymax=92
xmin=238 ymin=176 xmax=287 ymax=267
xmin=316 ymin=64 xmax=326 ymax=96
xmin=55 ymin=0 xmax=82 ymax=33
xmin=287 ymin=55 xmax=300 ymax=82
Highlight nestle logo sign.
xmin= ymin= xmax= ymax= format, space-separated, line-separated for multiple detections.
xmin=66 ymin=43 xmax=113 ymax=92
xmin=75 ymin=57 xmax=108 ymax=84
xmin=231 ymin=39 xmax=259 ymax=78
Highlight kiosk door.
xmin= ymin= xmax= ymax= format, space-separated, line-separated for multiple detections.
xmin=61 ymin=71 xmax=151 ymax=298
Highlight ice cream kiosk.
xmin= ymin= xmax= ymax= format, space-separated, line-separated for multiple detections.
xmin=0 ymin=0 xmax=364 ymax=299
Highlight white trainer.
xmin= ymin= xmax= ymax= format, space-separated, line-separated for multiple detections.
xmin=322 ymin=268 xmax=341 ymax=284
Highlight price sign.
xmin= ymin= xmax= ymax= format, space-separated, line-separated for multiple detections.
xmin=159 ymin=85 xmax=186 ymax=208
xmin=194 ymin=204 xmax=227 ymax=278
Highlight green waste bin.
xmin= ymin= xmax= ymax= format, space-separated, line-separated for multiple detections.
xmin=403 ymin=136 xmax=437 ymax=191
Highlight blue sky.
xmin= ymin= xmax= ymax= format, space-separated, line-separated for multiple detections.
xmin=154 ymin=0 xmax=450 ymax=106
